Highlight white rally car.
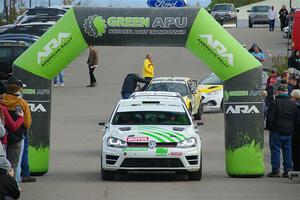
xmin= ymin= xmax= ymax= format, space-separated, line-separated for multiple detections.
xmin=100 ymin=93 xmax=202 ymax=181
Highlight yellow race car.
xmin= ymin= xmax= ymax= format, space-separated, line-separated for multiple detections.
xmin=146 ymin=77 xmax=203 ymax=120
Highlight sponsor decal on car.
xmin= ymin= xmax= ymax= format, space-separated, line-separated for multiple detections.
xmin=155 ymin=148 xmax=168 ymax=156
xmin=126 ymin=137 xmax=149 ymax=142
xmin=122 ymin=147 xmax=148 ymax=152
xmin=169 ymin=152 xmax=183 ymax=156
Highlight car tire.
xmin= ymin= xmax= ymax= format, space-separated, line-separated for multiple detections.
xmin=194 ymin=104 xmax=202 ymax=120
xmin=101 ymin=156 xmax=114 ymax=180
xmin=188 ymin=154 xmax=202 ymax=181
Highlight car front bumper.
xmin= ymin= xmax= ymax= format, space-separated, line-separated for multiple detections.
xmin=102 ymin=146 xmax=201 ymax=172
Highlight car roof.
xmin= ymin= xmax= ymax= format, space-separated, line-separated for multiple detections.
xmin=130 ymin=91 xmax=182 ymax=98
xmin=152 ymin=77 xmax=190 ymax=83
xmin=117 ymin=98 xmax=186 ymax=112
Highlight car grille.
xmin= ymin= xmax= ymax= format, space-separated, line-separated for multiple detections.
xmin=120 ymin=158 xmax=184 ymax=168
xmin=127 ymin=142 xmax=177 ymax=148
xmin=106 ymin=155 xmax=119 ymax=165
xmin=186 ymin=155 xmax=198 ymax=165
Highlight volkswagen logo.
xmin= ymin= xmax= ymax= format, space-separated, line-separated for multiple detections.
xmin=148 ymin=140 xmax=157 ymax=149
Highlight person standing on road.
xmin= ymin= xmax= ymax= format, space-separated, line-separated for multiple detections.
xmin=142 ymin=54 xmax=155 ymax=90
xmin=121 ymin=74 xmax=149 ymax=99
xmin=53 ymin=71 xmax=64 ymax=87
xmin=288 ymin=50 xmax=300 ymax=71
xmin=266 ymin=84 xmax=299 ymax=177
xmin=268 ymin=6 xmax=276 ymax=32
xmin=290 ymin=89 xmax=300 ymax=171
xmin=279 ymin=5 xmax=289 ymax=31
xmin=86 ymin=46 xmax=98 ymax=87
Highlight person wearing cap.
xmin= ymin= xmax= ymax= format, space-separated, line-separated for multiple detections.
xmin=290 ymin=89 xmax=300 ymax=172
xmin=288 ymin=74 xmax=298 ymax=95
xmin=266 ymin=84 xmax=299 ymax=177
xmin=0 ymin=156 xmax=20 ymax=199
xmin=1 ymin=76 xmax=32 ymax=185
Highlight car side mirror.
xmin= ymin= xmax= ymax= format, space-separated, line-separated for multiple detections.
xmin=236 ymin=8 xmax=239 ymax=12
xmin=247 ymin=10 xmax=250 ymax=12
xmin=207 ymin=8 xmax=211 ymax=13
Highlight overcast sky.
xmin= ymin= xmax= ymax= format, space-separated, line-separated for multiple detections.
xmin=17 ymin=0 xmax=211 ymax=8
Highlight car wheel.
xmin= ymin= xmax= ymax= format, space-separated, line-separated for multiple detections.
xmin=101 ymin=156 xmax=114 ymax=180
xmin=194 ymin=104 xmax=202 ymax=120
xmin=188 ymin=154 xmax=202 ymax=181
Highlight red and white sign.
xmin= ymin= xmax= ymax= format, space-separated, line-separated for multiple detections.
xmin=169 ymin=152 xmax=183 ymax=156
xmin=126 ymin=137 xmax=149 ymax=142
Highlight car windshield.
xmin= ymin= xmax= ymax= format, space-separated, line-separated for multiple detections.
xmin=112 ymin=111 xmax=191 ymax=125
xmin=212 ymin=5 xmax=233 ymax=12
xmin=147 ymin=82 xmax=188 ymax=96
xmin=199 ymin=74 xmax=223 ymax=85
xmin=251 ymin=6 xmax=270 ymax=12
xmin=3 ymin=25 xmax=52 ymax=37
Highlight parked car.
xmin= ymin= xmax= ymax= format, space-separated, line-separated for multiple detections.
xmin=0 ymin=40 xmax=30 ymax=80
xmin=100 ymin=94 xmax=203 ymax=180
xmin=247 ymin=5 xmax=271 ymax=28
xmin=0 ymin=22 xmax=55 ymax=37
xmin=15 ymin=7 xmax=67 ymax=24
xmin=146 ymin=77 xmax=203 ymax=120
xmin=209 ymin=3 xmax=238 ymax=26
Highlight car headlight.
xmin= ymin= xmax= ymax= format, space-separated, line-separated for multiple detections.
xmin=177 ymin=138 xmax=197 ymax=148
xmin=107 ymin=137 xmax=127 ymax=148
xmin=207 ymin=89 xmax=222 ymax=95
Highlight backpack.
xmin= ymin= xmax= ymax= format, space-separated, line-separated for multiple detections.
xmin=6 ymin=109 xmax=26 ymax=144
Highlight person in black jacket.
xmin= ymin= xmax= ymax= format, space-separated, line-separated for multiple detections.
xmin=288 ymin=50 xmax=300 ymax=71
xmin=266 ymin=84 xmax=299 ymax=178
xmin=121 ymin=74 xmax=149 ymax=99
xmin=0 ymin=156 xmax=20 ymax=200
xmin=279 ymin=5 xmax=288 ymax=31
xmin=291 ymin=89 xmax=300 ymax=171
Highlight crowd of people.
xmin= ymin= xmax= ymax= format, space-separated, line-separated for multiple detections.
xmin=0 ymin=76 xmax=35 ymax=200
xmin=264 ymin=69 xmax=300 ymax=177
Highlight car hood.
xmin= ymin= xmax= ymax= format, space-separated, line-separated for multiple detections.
xmin=109 ymin=125 xmax=195 ymax=143
xmin=199 ymin=85 xmax=223 ymax=94
xmin=250 ymin=12 xmax=268 ymax=15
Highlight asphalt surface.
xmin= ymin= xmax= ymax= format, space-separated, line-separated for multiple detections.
xmin=20 ymin=28 xmax=299 ymax=200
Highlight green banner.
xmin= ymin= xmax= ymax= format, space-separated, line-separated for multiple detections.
xmin=186 ymin=8 xmax=261 ymax=81
xmin=14 ymin=8 xmax=88 ymax=80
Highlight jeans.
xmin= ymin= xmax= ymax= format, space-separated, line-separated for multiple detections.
xmin=21 ymin=134 xmax=30 ymax=177
xmin=121 ymin=92 xmax=131 ymax=99
xmin=15 ymin=139 xmax=24 ymax=185
xmin=269 ymin=131 xmax=293 ymax=173
xmin=269 ymin=19 xmax=275 ymax=31
xmin=53 ymin=71 xmax=64 ymax=84
xmin=88 ymin=65 xmax=96 ymax=85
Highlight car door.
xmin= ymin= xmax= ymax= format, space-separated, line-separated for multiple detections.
xmin=0 ymin=46 xmax=13 ymax=79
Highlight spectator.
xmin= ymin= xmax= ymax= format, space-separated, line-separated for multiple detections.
xmin=142 ymin=54 xmax=155 ymax=90
xmin=248 ymin=43 xmax=263 ymax=53
xmin=288 ymin=74 xmax=298 ymax=95
xmin=273 ymin=71 xmax=289 ymax=94
xmin=0 ymin=156 xmax=20 ymax=200
xmin=251 ymin=46 xmax=265 ymax=62
xmin=53 ymin=71 xmax=64 ymax=87
xmin=265 ymin=69 xmax=278 ymax=104
xmin=121 ymin=74 xmax=149 ymax=99
xmin=2 ymin=76 xmax=32 ymax=185
xmin=268 ymin=6 xmax=276 ymax=32
xmin=86 ymin=46 xmax=99 ymax=87
xmin=266 ymin=84 xmax=298 ymax=177
xmin=279 ymin=5 xmax=289 ymax=31
xmin=288 ymin=50 xmax=300 ymax=71
xmin=291 ymin=89 xmax=300 ymax=171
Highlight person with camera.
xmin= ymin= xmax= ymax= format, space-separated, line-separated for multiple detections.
xmin=0 ymin=156 xmax=20 ymax=200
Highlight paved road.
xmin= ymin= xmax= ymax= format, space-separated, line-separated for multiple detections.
xmin=21 ymin=28 xmax=298 ymax=200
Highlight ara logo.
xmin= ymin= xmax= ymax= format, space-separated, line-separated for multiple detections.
xmin=199 ymin=34 xmax=234 ymax=67
xmin=147 ymin=0 xmax=187 ymax=7
xmin=226 ymin=105 xmax=260 ymax=114
xmin=37 ymin=33 xmax=71 ymax=65
xmin=29 ymin=103 xmax=47 ymax=112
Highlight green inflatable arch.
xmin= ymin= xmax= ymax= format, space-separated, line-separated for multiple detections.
xmin=14 ymin=7 xmax=264 ymax=177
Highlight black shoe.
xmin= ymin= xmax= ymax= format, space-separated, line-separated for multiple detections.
xmin=282 ymin=172 xmax=289 ymax=178
xmin=267 ymin=171 xmax=280 ymax=177
xmin=22 ymin=176 xmax=36 ymax=183
xmin=86 ymin=84 xmax=94 ymax=87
